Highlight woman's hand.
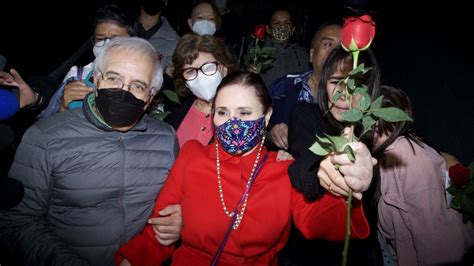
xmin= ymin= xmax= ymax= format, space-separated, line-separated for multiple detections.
xmin=148 ymin=204 xmax=183 ymax=246
xmin=317 ymin=141 xmax=377 ymax=200
xmin=269 ymin=123 xmax=289 ymax=150
xmin=60 ymin=80 xmax=93 ymax=112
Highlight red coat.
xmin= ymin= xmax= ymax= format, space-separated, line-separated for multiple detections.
xmin=116 ymin=140 xmax=369 ymax=265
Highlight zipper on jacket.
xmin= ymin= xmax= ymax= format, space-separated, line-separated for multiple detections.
xmin=118 ymin=136 xmax=126 ymax=245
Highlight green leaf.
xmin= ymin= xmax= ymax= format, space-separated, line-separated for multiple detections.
xmin=464 ymin=183 xmax=474 ymax=193
xmin=349 ymin=63 xmax=366 ymax=76
xmin=447 ymin=186 xmax=459 ymax=194
xmin=331 ymin=91 xmax=344 ymax=104
xmin=309 ymin=140 xmax=331 ymax=156
xmin=460 ymin=196 xmax=474 ymax=214
xmin=309 ymin=135 xmax=336 ymax=156
xmin=261 ymin=46 xmax=276 ymax=54
xmin=255 ymin=45 xmax=261 ymax=54
xmin=371 ymin=107 xmax=413 ymax=122
xmin=355 ymin=90 xmax=371 ymax=111
xmin=362 ymin=66 xmax=373 ymax=75
xmin=344 ymin=145 xmax=356 ymax=162
xmin=151 ymin=111 xmax=171 ymax=121
xmin=163 ymin=89 xmax=180 ymax=103
xmin=354 ymin=86 xmax=368 ymax=95
xmin=349 ymin=63 xmax=372 ymax=76
xmin=261 ymin=59 xmax=274 ymax=65
xmin=451 ymin=195 xmax=461 ymax=209
xmin=342 ymin=109 xmax=363 ymax=122
xmin=325 ymin=134 xmax=349 ymax=152
xmin=317 ymin=135 xmax=333 ymax=144
xmin=371 ymin=96 xmax=383 ymax=109
xmin=469 ymin=162 xmax=474 ymax=179
xmin=256 ymin=63 xmax=262 ymax=73
xmin=346 ymin=78 xmax=355 ymax=91
xmin=361 ymin=115 xmax=376 ymax=135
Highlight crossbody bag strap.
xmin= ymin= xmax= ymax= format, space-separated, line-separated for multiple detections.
xmin=76 ymin=66 xmax=83 ymax=80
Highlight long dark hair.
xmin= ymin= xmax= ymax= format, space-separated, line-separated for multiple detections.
xmin=316 ymin=45 xmax=381 ymax=145
xmin=371 ymin=85 xmax=422 ymax=158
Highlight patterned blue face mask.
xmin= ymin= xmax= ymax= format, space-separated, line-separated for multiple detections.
xmin=215 ymin=116 xmax=266 ymax=155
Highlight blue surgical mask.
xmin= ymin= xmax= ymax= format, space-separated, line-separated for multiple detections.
xmin=215 ymin=116 xmax=266 ymax=155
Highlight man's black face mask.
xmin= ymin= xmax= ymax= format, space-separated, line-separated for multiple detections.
xmin=95 ymin=88 xmax=146 ymax=128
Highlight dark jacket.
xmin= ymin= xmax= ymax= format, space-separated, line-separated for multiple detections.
xmin=269 ymin=71 xmax=313 ymax=127
xmin=285 ymin=102 xmax=382 ymax=265
xmin=0 ymin=93 xmax=179 ymax=266
xmin=288 ymin=102 xmax=328 ymax=200
xmin=261 ymin=36 xmax=309 ymax=86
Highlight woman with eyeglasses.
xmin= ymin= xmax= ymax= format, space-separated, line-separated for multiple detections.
xmin=166 ymin=33 xmax=238 ymax=147
xmin=38 ymin=4 xmax=136 ymax=119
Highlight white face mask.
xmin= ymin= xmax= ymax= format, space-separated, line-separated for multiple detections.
xmin=186 ymin=71 xmax=222 ymax=102
xmin=92 ymin=39 xmax=111 ymax=58
xmin=192 ymin=20 xmax=216 ymax=36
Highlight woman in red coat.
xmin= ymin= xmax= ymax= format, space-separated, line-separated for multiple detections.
xmin=116 ymin=71 xmax=374 ymax=266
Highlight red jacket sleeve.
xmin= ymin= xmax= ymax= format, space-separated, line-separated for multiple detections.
xmin=115 ymin=141 xmax=201 ymax=265
xmin=291 ymin=189 xmax=370 ymax=240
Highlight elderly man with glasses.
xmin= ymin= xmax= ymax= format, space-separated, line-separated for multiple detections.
xmin=0 ymin=37 xmax=181 ymax=266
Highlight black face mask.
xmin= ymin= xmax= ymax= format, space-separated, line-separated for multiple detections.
xmin=95 ymin=89 xmax=146 ymax=128
xmin=141 ymin=0 xmax=164 ymax=16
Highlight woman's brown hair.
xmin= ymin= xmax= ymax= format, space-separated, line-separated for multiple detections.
xmin=172 ymin=33 xmax=238 ymax=97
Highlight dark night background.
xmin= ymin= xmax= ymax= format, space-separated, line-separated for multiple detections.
xmin=0 ymin=0 xmax=472 ymax=164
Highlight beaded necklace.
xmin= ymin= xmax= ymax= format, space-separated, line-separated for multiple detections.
xmin=215 ymin=137 xmax=265 ymax=230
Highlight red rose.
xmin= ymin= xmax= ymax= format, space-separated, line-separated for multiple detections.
xmin=253 ymin=24 xmax=266 ymax=40
xmin=449 ymin=163 xmax=470 ymax=187
xmin=341 ymin=14 xmax=376 ymax=52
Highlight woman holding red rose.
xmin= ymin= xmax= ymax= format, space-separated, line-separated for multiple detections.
xmin=115 ymin=71 xmax=375 ymax=266
xmin=371 ymin=86 xmax=474 ymax=265
xmin=286 ymin=44 xmax=383 ymax=266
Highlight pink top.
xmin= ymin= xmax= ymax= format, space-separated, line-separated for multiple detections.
xmin=377 ymin=137 xmax=474 ymax=265
xmin=176 ymin=104 xmax=213 ymax=148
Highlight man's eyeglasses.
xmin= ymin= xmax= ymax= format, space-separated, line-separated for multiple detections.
xmin=181 ymin=61 xmax=219 ymax=81
xmin=98 ymin=72 xmax=150 ymax=98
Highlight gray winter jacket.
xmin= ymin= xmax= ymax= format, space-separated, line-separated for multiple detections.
xmin=0 ymin=96 xmax=179 ymax=266
xmin=147 ymin=16 xmax=180 ymax=68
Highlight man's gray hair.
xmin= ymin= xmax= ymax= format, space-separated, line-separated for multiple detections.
xmin=93 ymin=36 xmax=163 ymax=95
